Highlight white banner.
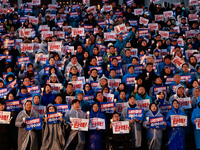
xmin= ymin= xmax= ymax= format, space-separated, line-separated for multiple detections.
xmin=72 ymin=28 xmax=85 ymax=37
xmin=71 ymin=118 xmax=89 ymax=131
xmin=0 ymin=111 xmax=11 ymax=124
xmin=112 ymin=121 xmax=129 ymax=134
xmin=89 ymin=118 xmax=105 ymax=130
xmin=136 ymin=99 xmax=150 ymax=111
xmin=177 ymin=97 xmax=192 ymax=109
xmin=21 ymin=43 xmax=34 ymax=53
xmin=171 ymin=115 xmax=187 ymax=127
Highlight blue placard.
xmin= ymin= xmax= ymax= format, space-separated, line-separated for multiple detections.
xmin=159 ymin=104 xmax=171 ymax=115
xmin=27 ymin=85 xmax=41 ymax=95
xmin=149 ymin=116 xmax=165 ymax=128
xmin=71 ymin=4 xmax=80 ymax=11
xmin=153 ymin=86 xmax=167 ymax=96
xmin=96 ymin=56 xmax=104 ymax=66
xmin=47 ymin=112 xmax=62 ymax=124
xmin=83 ymin=24 xmax=94 ymax=33
xmin=138 ymin=28 xmax=150 ymax=38
xmin=3 ymin=39 xmax=15 ymax=49
xmin=0 ymin=54 xmax=13 ymax=62
xmin=5 ymin=100 xmax=21 ymax=111
xmin=100 ymin=102 xmax=115 ymax=113
xmin=83 ymin=94 xmax=95 ymax=105
xmin=0 ymin=24 xmax=4 ymax=32
xmin=54 ymin=104 xmax=70 ymax=113
xmin=98 ymin=21 xmax=107 ymax=28
xmin=0 ymin=88 xmax=9 ymax=98
xmin=125 ymin=77 xmax=136 ymax=86
xmin=44 ymin=66 xmax=50 ymax=76
xmin=25 ymin=117 xmax=42 ymax=130
xmin=5 ymin=79 xmax=18 ymax=89
xmin=129 ymin=20 xmax=138 ymax=26
xmin=69 ymin=12 xmax=79 ymax=19
xmin=127 ymin=108 xmax=144 ymax=121
xmin=126 ymin=0 xmax=134 ymax=6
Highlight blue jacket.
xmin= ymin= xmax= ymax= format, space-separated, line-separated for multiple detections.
xmin=114 ymin=30 xmax=134 ymax=54
xmin=193 ymin=39 xmax=200 ymax=50
xmin=191 ymin=98 xmax=200 ymax=149
xmin=122 ymin=55 xmax=133 ymax=64
xmin=166 ymin=99 xmax=188 ymax=150
xmin=87 ymin=104 xmax=107 ymax=150
xmin=42 ymin=92 xmax=55 ymax=106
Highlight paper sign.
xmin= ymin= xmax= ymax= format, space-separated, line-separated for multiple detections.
xmin=134 ymin=9 xmax=143 ymax=15
xmin=196 ymin=118 xmax=200 ymax=129
xmin=41 ymin=31 xmax=53 ymax=39
xmin=25 ymin=117 xmax=42 ymax=130
xmin=35 ymin=54 xmax=49 ymax=64
xmin=19 ymin=28 xmax=32 ymax=38
xmin=103 ymin=93 xmax=114 ymax=102
xmin=32 ymin=0 xmax=40 ymax=5
xmin=116 ymin=102 xmax=128 ymax=113
xmin=112 ymin=121 xmax=129 ymax=134
xmin=155 ymin=14 xmax=164 ymax=21
xmin=104 ymin=32 xmax=116 ymax=41
xmin=72 ymin=28 xmax=84 ymax=37
xmin=148 ymin=23 xmax=158 ymax=30
xmin=163 ymin=11 xmax=173 ymax=18
xmin=21 ymin=43 xmax=34 ymax=53
xmin=71 ymin=118 xmax=89 ymax=131
xmin=49 ymin=83 xmax=63 ymax=93
xmin=139 ymin=17 xmax=149 ymax=26
xmin=177 ymin=97 xmax=192 ymax=109
xmin=48 ymin=41 xmax=62 ymax=52
xmin=171 ymin=115 xmax=187 ymax=127
xmin=108 ymin=79 xmax=121 ymax=89
xmin=159 ymin=104 xmax=171 ymax=114
xmin=136 ymin=99 xmax=150 ymax=111
xmin=0 ymin=111 xmax=11 ymax=124
xmin=159 ymin=31 xmax=169 ymax=39
xmin=27 ymin=85 xmax=40 ymax=95
xmin=114 ymin=24 xmax=126 ymax=34
xmin=68 ymin=81 xmax=83 ymax=91
xmin=171 ymin=56 xmax=185 ymax=69
xmin=89 ymin=118 xmax=105 ymax=130
xmin=32 ymin=106 xmax=46 ymax=117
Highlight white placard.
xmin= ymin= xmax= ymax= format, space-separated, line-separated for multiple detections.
xmin=112 ymin=121 xmax=129 ymax=134
xmin=171 ymin=115 xmax=187 ymax=127
xmin=89 ymin=118 xmax=105 ymax=130
xmin=71 ymin=118 xmax=89 ymax=131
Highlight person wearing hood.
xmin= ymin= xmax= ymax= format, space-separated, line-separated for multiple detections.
xmin=64 ymin=99 xmax=88 ymax=150
xmin=155 ymin=91 xmax=169 ymax=108
xmin=95 ymin=74 xmax=108 ymax=92
xmin=166 ymin=99 xmax=188 ymax=150
xmin=191 ymin=87 xmax=200 ymax=109
xmin=132 ymin=86 xmax=152 ymax=103
xmin=191 ymin=98 xmax=200 ymax=149
xmin=41 ymin=84 xmax=55 ymax=106
xmin=149 ymin=76 xmax=164 ymax=101
xmin=32 ymin=93 xmax=43 ymax=106
xmin=15 ymin=99 xmax=39 ymax=150
xmin=169 ymin=84 xmax=186 ymax=103
xmin=141 ymin=63 xmax=158 ymax=93
xmin=40 ymin=104 xmax=65 ymax=150
xmin=87 ymin=103 xmax=107 ymax=150
xmin=4 ymin=72 xmax=18 ymax=95
xmin=122 ymin=64 xmax=137 ymax=91
xmin=114 ymin=27 xmax=135 ymax=54
xmin=169 ymin=74 xmax=186 ymax=95
xmin=49 ymin=73 xmax=59 ymax=84
xmin=121 ymin=95 xmax=142 ymax=148
xmin=143 ymin=103 xmax=166 ymax=150
xmin=70 ymin=90 xmax=90 ymax=112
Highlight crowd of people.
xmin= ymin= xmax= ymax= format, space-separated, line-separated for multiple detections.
xmin=1 ymin=0 xmax=200 ymax=150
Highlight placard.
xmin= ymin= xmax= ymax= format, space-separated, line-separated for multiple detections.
xmin=108 ymin=79 xmax=121 ymax=89
xmin=159 ymin=104 xmax=171 ymax=114
xmin=116 ymin=102 xmax=128 ymax=113
xmin=54 ymin=104 xmax=69 ymax=113
xmin=114 ymin=24 xmax=126 ymax=34
xmin=127 ymin=108 xmax=144 ymax=121
xmin=19 ymin=28 xmax=32 ymax=38
xmin=177 ymin=97 xmax=192 ymax=109
xmin=196 ymin=118 xmax=200 ymax=129
xmin=89 ymin=118 xmax=105 ymax=130
xmin=5 ymin=100 xmax=21 ymax=111
xmin=136 ymin=99 xmax=150 ymax=111
xmin=104 ymin=32 xmax=116 ymax=41
xmin=134 ymin=9 xmax=143 ymax=15
xmin=149 ymin=116 xmax=165 ymax=128
xmin=103 ymin=93 xmax=114 ymax=102
xmin=48 ymin=41 xmax=62 ymax=52
xmin=68 ymin=81 xmax=83 ymax=91
xmin=21 ymin=43 xmax=34 ymax=53
xmin=47 ymin=112 xmax=62 ymax=124
xmin=65 ymin=96 xmax=75 ymax=104
xmin=100 ymin=102 xmax=115 ymax=113
xmin=25 ymin=117 xmax=42 ymax=130
xmin=0 ymin=111 xmax=11 ymax=124
xmin=163 ymin=11 xmax=173 ymax=18
xmin=139 ymin=17 xmax=149 ymax=26
xmin=171 ymin=115 xmax=187 ymax=127
xmin=71 ymin=118 xmax=89 ymax=131
xmin=72 ymin=28 xmax=84 ymax=37
xmin=32 ymin=106 xmax=46 ymax=117
xmin=112 ymin=121 xmax=129 ymax=134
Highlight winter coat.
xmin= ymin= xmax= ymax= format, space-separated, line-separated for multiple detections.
xmin=121 ymin=102 xmax=142 ymax=148
xmin=41 ymin=92 xmax=55 ymax=106
xmin=64 ymin=106 xmax=86 ymax=150
xmin=143 ymin=110 xmax=166 ymax=150
xmin=15 ymin=100 xmax=39 ymax=150
xmin=166 ymin=99 xmax=188 ymax=150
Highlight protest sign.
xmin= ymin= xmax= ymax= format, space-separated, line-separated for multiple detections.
xmin=25 ymin=117 xmax=42 ymax=130
xmin=89 ymin=118 xmax=105 ymax=130
xmin=112 ymin=121 xmax=129 ymax=134
xmin=71 ymin=118 xmax=89 ymax=131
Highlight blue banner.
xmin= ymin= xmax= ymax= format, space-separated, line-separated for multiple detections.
xmin=138 ymin=28 xmax=150 ymax=38
xmin=25 ymin=117 xmax=42 ymax=130
xmin=83 ymin=94 xmax=95 ymax=105
xmin=27 ymin=85 xmax=41 ymax=95
xmin=5 ymin=100 xmax=21 ymax=111
xmin=47 ymin=112 xmax=62 ymax=124
xmin=127 ymin=108 xmax=144 ymax=121
xmin=0 ymin=88 xmax=9 ymax=98
xmin=54 ymin=104 xmax=70 ymax=113
xmin=83 ymin=24 xmax=94 ymax=33
xmin=0 ymin=54 xmax=13 ymax=63
xmin=149 ymin=116 xmax=165 ymax=128
xmin=97 ymin=21 xmax=107 ymax=28
xmin=89 ymin=66 xmax=103 ymax=75
xmin=100 ymin=102 xmax=115 ymax=113
xmin=126 ymin=0 xmax=134 ymax=6
xmin=129 ymin=20 xmax=138 ymax=26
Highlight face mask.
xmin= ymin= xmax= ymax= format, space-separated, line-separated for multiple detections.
xmin=97 ymin=41 xmax=101 ymax=43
